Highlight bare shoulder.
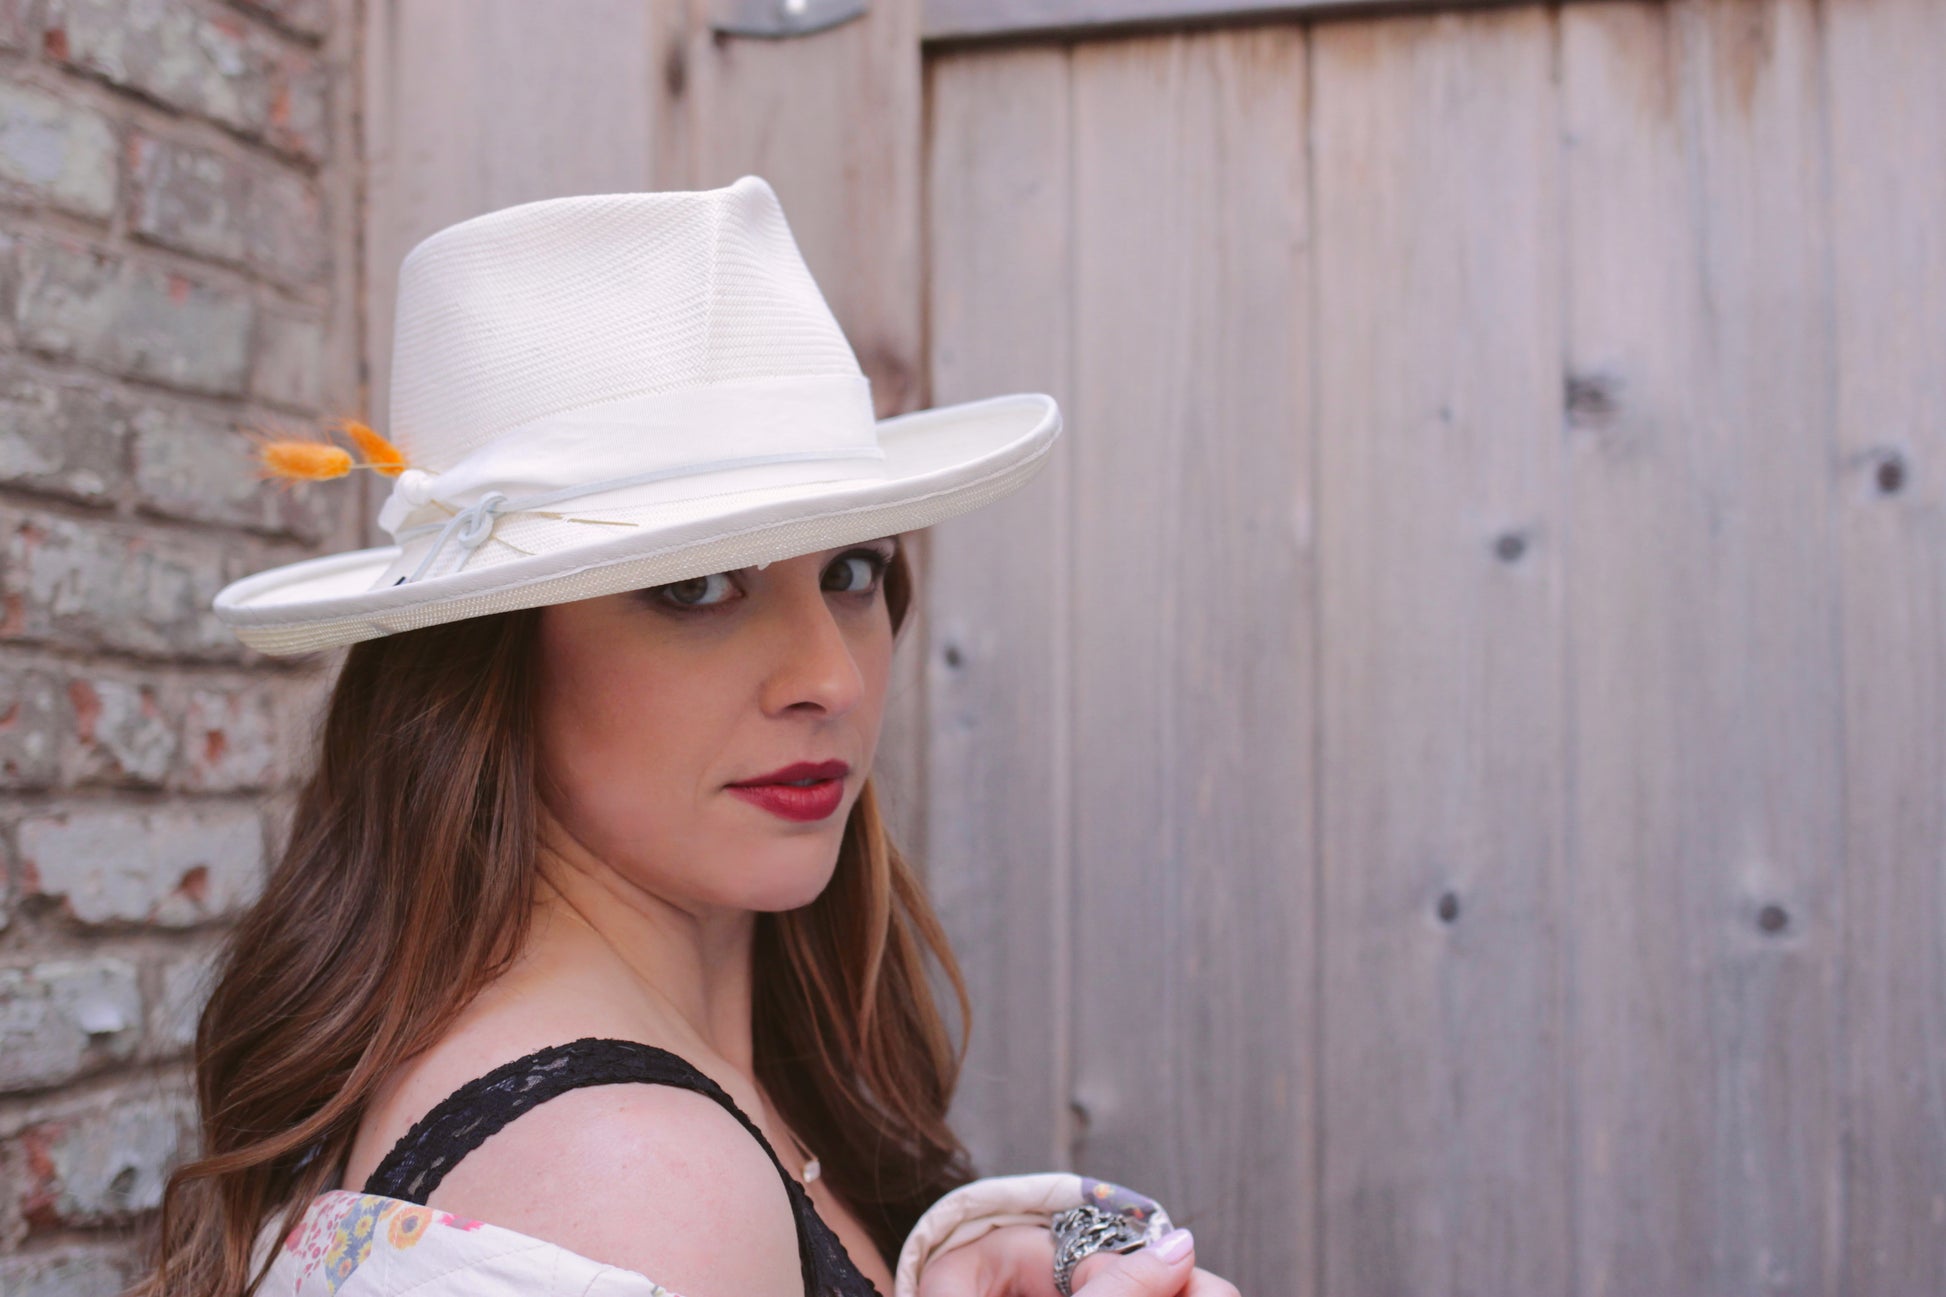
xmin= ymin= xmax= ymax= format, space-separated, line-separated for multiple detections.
xmin=421 ymin=1079 xmax=804 ymax=1296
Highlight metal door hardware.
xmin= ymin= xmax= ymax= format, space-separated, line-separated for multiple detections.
xmin=710 ymin=0 xmax=868 ymax=38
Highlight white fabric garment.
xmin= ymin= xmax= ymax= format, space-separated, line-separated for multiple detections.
xmin=249 ymin=1172 xmax=1166 ymax=1297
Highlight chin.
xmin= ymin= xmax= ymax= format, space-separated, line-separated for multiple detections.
xmin=734 ymin=841 xmax=844 ymax=913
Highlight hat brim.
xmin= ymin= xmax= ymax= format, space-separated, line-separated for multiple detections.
xmin=213 ymin=391 xmax=1059 ymax=656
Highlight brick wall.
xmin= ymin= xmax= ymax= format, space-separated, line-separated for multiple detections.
xmin=0 ymin=0 xmax=360 ymax=1288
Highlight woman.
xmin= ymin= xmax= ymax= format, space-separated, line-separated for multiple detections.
xmin=138 ymin=177 xmax=1241 ymax=1297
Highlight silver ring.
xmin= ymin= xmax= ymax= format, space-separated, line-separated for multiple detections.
xmin=1051 ymin=1203 xmax=1148 ymax=1297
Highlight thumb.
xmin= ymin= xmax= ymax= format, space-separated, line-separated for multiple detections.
xmin=1074 ymin=1228 xmax=1195 ymax=1295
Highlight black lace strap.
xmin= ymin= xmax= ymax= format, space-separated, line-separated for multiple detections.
xmin=360 ymin=1037 xmax=824 ymax=1295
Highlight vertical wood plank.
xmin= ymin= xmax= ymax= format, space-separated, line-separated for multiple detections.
xmin=923 ymin=45 xmax=1075 ymax=1177
xmin=647 ymin=0 xmax=931 ymax=852
xmin=1068 ymin=25 xmax=1316 ymax=1291
xmin=1310 ymin=10 xmax=1569 ymax=1295
xmin=1561 ymin=3 xmax=1846 ymax=1291
xmin=1824 ymin=0 xmax=1946 ymax=1288
xmin=647 ymin=0 xmax=921 ymax=411
xmin=361 ymin=0 xmax=655 ymax=535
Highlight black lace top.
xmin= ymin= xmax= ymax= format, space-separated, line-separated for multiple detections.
xmin=361 ymin=1037 xmax=885 ymax=1297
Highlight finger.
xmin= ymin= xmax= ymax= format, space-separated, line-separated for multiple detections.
xmin=1182 ymin=1267 xmax=1242 ymax=1297
xmin=914 ymin=1239 xmax=989 ymax=1297
xmin=1072 ymin=1228 xmax=1196 ymax=1296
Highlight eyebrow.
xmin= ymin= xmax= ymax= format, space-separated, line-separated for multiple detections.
xmin=743 ymin=537 xmax=897 ymax=574
xmin=821 ymin=536 xmax=898 ymax=557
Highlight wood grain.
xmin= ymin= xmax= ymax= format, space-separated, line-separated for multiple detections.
xmin=1824 ymin=0 xmax=1946 ymax=1288
xmin=1066 ymin=24 xmax=1316 ymax=1286
xmin=922 ymin=43 xmax=1077 ymax=1178
xmin=924 ymin=0 xmax=1526 ymax=44
xmin=1311 ymin=9 xmax=1570 ymax=1294
xmin=1562 ymin=4 xmax=1846 ymax=1290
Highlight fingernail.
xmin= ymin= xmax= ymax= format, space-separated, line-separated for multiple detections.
xmin=1154 ymin=1229 xmax=1194 ymax=1263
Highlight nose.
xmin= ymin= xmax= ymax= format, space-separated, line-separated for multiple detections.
xmin=757 ymin=577 xmax=866 ymax=718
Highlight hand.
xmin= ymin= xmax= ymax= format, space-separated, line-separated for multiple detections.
xmin=914 ymin=1222 xmax=1241 ymax=1297
xmin=1067 ymin=1227 xmax=1239 ymax=1297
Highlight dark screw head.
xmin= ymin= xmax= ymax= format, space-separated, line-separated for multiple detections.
xmin=1758 ymin=904 xmax=1789 ymax=934
xmin=1437 ymin=891 xmax=1460 ymax=923
xmin=943 ymin=644 xmax=963 ymax=669
xmin=1565 ymin=371 xmax=1622 ymax=423
xmin=1494 ymin=532 xmax=1527 ymax=562
xmin=1876 ymin=454 xmax=1907 ymax=495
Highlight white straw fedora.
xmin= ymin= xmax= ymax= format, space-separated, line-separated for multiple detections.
xmin=212 ymin=174 xmax=1060 ymax=655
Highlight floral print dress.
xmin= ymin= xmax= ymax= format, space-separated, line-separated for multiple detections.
xmin=255 ymin=1172 xmax=1171 ymax=1297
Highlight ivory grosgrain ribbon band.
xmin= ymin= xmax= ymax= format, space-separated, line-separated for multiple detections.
xmin=376 ymin=373 xmax=889 ymax=584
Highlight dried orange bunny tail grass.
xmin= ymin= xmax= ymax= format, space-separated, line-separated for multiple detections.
xmin=254 ymin=437 xmax=354 ymax=483
xmin=240 ymin=416 xmax=410 ymax=492
xmin=336 ymin=418 xmax=409 ymax=477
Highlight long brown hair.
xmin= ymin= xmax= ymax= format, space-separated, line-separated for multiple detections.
xmin=138 ymin=543 xmax=978 ymax=1295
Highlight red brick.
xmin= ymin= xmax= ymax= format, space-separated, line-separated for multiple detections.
xmin=0 ymin=79 xmax=118 ymax=220
xmin=229 ymin=0 xmax=329 ymax=42
xmin=14 ymin=238 xmax=253 ymax=397
xmin=0 ymin=508 xmax=264 ymax=660
xmin=0 ymin=1245 xmax=136 ymax=1297
xmin=0 ymin=958 xmax=142 ymax=1093
xmin=45 ymin=0 xmax=328 ymax=164
xmin=5 ymin=1089 xmax=196 ymax=1230
xmin=16 ymin=803 xmax=265 ymax=927
xmin=129 ymin=131 xmax=327 ymax=285
xmin=0 ymin=356 xmax=132 ymax=506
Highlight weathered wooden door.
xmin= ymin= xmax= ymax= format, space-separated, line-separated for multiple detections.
xmin=921 ymin=6 xmax=1946 ymax=1297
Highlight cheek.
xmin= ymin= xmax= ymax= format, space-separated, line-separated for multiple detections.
xmin=535 ymin=628 xmax=725 ymax=840
xmin=544 ymin=678 xmax=681 ymax=799
xmin=855 ymin=613 xmax=896 ymax=716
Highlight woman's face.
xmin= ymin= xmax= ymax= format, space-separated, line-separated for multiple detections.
xmin=533 ymin=537 xmax=899 ymax=913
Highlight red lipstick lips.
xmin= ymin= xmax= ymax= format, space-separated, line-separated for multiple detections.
xmin=726 ymin=759 xmax=851 ymax=823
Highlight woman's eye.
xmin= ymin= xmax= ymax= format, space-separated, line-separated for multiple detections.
xmin=823 ymin=550 xmax=888 ymax=594
xmin=653 ymin=571 xmax=738 ymax=609
xmin=644 ymin=549 xmax=889 ymax=611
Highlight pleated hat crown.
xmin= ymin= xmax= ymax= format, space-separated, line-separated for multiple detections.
xmin=388 ymin=173 xmax=862 ymax=467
